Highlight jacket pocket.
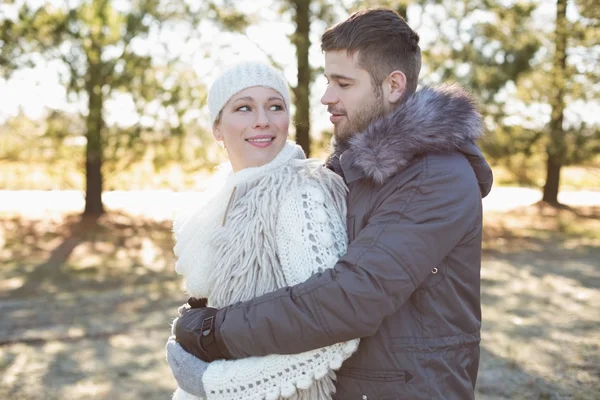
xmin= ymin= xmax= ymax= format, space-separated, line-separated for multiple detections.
xmin=390 ymin=332 xmax=480 ymax=353
xmin=379 ymin=395 xmax=410 ymax=400
xmin=335 ymin=367 xmax=422 ymax=400
xmin=337 ymin=367 xmax=410 ymax=382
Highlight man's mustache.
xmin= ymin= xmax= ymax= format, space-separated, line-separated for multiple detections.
xmin=327 ymin=107 xmax=346 ymax=115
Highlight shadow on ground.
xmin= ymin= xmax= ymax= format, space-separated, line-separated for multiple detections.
xmin=1 ymin=211 xmax=179 ymax=299
xmin=476 ymin=204 xmax=600 ymax=399
xmin=0 ymin=205 xmax=598 ymax=399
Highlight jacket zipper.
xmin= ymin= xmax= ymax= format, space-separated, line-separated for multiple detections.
xmin=222 ymin=186 xmax=237 ymax=226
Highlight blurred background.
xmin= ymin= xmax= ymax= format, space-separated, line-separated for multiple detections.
xmin=0 ymin=0 xmax=598 ymax=399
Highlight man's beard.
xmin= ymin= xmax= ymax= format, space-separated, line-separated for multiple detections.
xmin=333 ymin=93 xmax=386 ymax=143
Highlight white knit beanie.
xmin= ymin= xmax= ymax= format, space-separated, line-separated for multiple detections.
xmin=208 ymin=61 xmax=291 ymax=126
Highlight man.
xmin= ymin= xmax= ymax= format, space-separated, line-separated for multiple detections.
xmin=168 ymin=8 xmax=493 ymax=399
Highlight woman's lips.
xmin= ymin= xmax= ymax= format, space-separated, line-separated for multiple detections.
xmin=246 ymin=136 xmax=275 ymax=148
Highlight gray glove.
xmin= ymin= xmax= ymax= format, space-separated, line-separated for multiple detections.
xmin=166 ymin=336 xmax=209 ymax=398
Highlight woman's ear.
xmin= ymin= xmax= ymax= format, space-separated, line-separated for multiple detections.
xmin=213 ymin=122 xmax=226 ymax=149
xmin=213 ymin=123 xmax=223 ymax=141
xmin=386 ymin=70 xmax=407 ymax=104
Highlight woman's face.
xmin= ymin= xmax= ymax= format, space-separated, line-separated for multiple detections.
xmin=214 ymin=86 xmax=289 ymax=172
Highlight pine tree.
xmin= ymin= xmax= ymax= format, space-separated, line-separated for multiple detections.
xmin=0 ymin=0 xmax=206 ymax=216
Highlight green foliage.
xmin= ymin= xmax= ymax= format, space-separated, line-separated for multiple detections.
xmin=0 ymin=1 xmax=215 ymax=208
xmin=412 ymin=0 xmax=598 ymax=191
xmin=207 ymin=2 xmax=253 ymax=31
xmin=418 ymin=0 xmax=540 ymax=103
xmin=564 ymin=123 xmax=600 ymax=165
xmin=575 ymin=0 xmax=600 ymax=20
xmin=347 ymin=0 xmax=408 ymax=19
xmin=0 ymin=110 xmax=221 ymax=190
xmin=1 ymin=0 xmax=597 ymax=194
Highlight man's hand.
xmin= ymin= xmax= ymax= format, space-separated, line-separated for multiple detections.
xmin=178 ymin=297 xmax=208 ymax=317
xmin=173 ymin=297 xmax=210 ymax=335
xmin=173 ymin=306 xmax=231 ymax=362
xmin=166 ymin=337 xmax=208 ymax=397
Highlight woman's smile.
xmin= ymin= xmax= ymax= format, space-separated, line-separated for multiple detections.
xmin=246 ymin=135 xmax=276 ymax=148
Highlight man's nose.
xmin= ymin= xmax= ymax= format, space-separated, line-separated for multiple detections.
xmin=321 ymin=86 xmax=338 ymax=105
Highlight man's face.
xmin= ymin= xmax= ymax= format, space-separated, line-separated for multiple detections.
xmin=321 ymin=50 xmax=386 ymax=142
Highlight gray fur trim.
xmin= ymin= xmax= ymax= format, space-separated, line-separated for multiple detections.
xmin=344 ymin=85 xmax=484 ymax=184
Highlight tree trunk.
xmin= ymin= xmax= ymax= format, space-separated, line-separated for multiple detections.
xmin=542 ymin=0 xmax=568 ymax=205
xmin=84 ymin=65 xmax=105 ymax=217
xmin=291 ymin=0 xmax=311 ymax=157
xmin=543 ymin=157 xmax=562 ymax=204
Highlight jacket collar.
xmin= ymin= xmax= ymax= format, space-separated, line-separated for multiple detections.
xmin=339 ymin=150 xmax=364 ymax=184
xmin=326 ymin=84 xmax=492 ymax=196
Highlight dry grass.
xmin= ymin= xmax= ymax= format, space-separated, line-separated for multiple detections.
xmin=492 ymin=166 xmax=600 ymax=191
xmin=0 ymin=212 xmax=179 ymax=299
xmin=0 ymin=161 xmax=216 ymax=191
xmin=0 ymin=202 xmax=598 ymax=399
xmin=1 ymin=161 xmax=598 ymax=191
xmin=1 ymin=212 xmax=183 ymax=399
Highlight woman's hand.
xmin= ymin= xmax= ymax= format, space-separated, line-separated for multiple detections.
xmin=166 ymin=336 xmax=209 ymax=397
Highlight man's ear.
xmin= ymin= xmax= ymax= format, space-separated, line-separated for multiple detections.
xmin=386 ymin=70 xmax=407 ymax=104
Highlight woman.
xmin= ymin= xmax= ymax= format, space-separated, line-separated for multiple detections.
xmin=168 ymin=61 xmax=359 ymax=400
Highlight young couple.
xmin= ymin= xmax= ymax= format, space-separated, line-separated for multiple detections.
xmin=166 ymin=8 xmax=493 ymax=400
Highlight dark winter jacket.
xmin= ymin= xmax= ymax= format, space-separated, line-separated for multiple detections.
xmin=215 ymin=85 xmax=494 ymax=400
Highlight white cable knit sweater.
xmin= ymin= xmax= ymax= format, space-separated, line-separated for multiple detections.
xmin=172 ymin=142 xmax=359 ymax=400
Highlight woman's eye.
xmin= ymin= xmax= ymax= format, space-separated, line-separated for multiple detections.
xmin=269 ymin=105 xmax=284 ymax=111
xmin=339 ymin=83 xmax=350 ymax=88
xmin=237 ymin=105 xmax=250 ymax=111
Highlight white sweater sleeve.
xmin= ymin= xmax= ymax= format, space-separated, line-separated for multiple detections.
xmin=200 ymin=183 xmax=359 ymax=400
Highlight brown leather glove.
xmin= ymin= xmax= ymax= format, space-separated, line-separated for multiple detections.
xmin=173 ymin=306 xmax=232 ymax=362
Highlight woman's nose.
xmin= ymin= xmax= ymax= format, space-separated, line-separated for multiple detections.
xmin=253 ymin=109 xmax=270 ymax=128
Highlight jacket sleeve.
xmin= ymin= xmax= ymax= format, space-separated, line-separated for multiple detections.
xmin=218 ymin=154 xmax=483 ymax=358
xmin=200 ymin=182 xmax=358 ymax=399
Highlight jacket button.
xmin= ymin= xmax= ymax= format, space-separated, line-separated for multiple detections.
xmin=431 ymin=267 xmax=439 ymax=274
xmin=362 ymin=396 xmax=368 ymax=400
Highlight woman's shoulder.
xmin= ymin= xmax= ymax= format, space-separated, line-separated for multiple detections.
xmin=290 ymin=157 xmax=345 ymax=185
xmin=277 ymin=157 xmax=347 ymax=221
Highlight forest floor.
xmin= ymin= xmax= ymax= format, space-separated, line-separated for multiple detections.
xmin=1 ymin=188 xmax=598 ymax=399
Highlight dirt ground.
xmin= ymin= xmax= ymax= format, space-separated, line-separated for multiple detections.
xmin=0 ymin=192 xmax=598 ymax=399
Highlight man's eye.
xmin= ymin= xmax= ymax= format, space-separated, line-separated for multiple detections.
xmin=339 ymin=83 xmax=350 ymax=88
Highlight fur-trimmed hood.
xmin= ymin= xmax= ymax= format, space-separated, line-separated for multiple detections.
xmin=327 ymin=85 xmax=493 ymax=197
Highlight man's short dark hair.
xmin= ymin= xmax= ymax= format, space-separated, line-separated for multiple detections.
xmin=322 ymin=9 xmax=422 ymax=97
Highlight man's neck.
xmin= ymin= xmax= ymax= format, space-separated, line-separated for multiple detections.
xmin=332 ymin=137 xmax=351 ymax=154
